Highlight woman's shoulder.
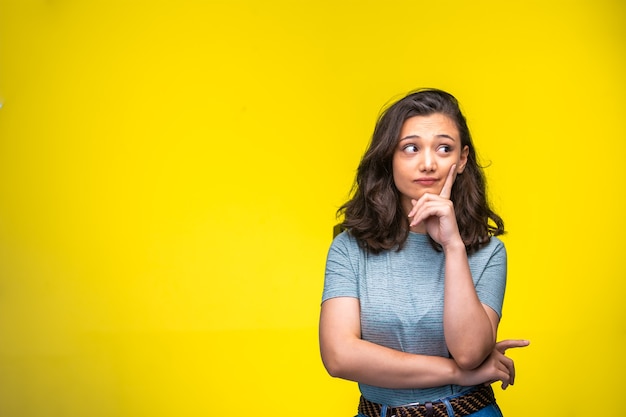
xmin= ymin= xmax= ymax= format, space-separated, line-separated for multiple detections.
xmin=485 ymin=235 xmax=505 ymax=249
xmin=469 ymin=235 xmax=506 ymax=259
xmin=328 ymin=230 xmax=373 ymax=262
xmin=330 ymin=230 xmax=359 ymax=250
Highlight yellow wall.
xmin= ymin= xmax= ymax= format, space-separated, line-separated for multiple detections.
xmin=0 ymin=1 xmax=624 ymax=416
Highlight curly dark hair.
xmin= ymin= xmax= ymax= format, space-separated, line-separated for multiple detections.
xmin=338 ymin=88 xmax=504 ymax=254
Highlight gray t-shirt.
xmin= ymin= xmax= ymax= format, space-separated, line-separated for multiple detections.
xmin=322 ymin=231 xmax=507 ymax=406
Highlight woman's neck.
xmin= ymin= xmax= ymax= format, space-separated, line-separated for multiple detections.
xmin=410 ymin=223 xmax=427 ymax=234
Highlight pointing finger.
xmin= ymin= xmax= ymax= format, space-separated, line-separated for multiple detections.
xmin=495 ymin=339 xmax=530 ymax=354
xmin=439 ymin=164 xmax=457 ymax=199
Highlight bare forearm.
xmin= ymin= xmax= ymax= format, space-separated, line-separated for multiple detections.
xmin=319 ymin=296 xmax=510 ymax=390
xmin=322 ymin=337 xmax=461 ymax=389
xmin=443 ymin=242 xmax=495 ymax=369
xmin=319 ymin=298 xmax=464 ymax=389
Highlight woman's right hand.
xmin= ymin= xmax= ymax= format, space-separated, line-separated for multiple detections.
xmin=458 ymin=339 xmax=530 ymax=389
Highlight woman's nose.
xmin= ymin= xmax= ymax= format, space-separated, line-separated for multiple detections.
xmin=419 ymin=150 xmax=436 ymax=172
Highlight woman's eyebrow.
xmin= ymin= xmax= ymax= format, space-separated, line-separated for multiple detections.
xmin=436 ymin=134 xmax=457 ymax=141
xmin=399 ymin=134 xmax=457 ymax=141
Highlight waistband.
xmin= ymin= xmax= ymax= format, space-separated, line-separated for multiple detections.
xmin=358 ymin=384 xmax=496 ymax=417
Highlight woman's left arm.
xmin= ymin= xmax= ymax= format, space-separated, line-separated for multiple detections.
xmin=409 ymin=165 xmax=498 ymax=370
xmin=441 ymin=242 xmax=498 ymax=370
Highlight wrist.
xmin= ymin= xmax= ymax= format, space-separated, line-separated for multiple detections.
xmin=442 ymin=238 xmax=465 ymax=254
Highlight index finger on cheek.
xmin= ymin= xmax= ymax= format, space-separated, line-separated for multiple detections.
xmin=439 ymin=164 xmax=456 ymax=199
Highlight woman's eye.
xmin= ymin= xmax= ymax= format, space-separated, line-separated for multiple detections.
xmin=439 ymin=145 xmax=452 ymax=153
xmin=404 ymin=144 xmax=418 ymax=153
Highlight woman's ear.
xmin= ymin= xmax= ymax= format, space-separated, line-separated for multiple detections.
xmin=457 ymin=145 xmax=469 ymax=173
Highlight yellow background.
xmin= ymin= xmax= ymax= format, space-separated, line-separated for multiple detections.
xmin=0 ymin=0 xmax=624 ymax=416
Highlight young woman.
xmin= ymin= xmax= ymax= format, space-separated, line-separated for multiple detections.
xmin=320 ymin=89 xmax=528 ymax=417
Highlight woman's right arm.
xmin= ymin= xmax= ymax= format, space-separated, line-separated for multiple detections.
xmin=319 ymin=296 xmax=526 ymax=390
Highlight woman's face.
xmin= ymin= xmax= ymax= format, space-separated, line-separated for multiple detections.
xmin=392 ymin=113 xmax=469 ymax=215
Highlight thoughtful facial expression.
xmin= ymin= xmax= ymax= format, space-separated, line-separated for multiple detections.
xmin=392 ymin=113 xmax=469 ymax=215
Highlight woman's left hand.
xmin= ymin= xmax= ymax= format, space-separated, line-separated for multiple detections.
xmin=408 ymin=164 xmax=462 ymax=248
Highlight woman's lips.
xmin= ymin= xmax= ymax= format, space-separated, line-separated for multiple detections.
xmin=414 ymin=178 xmax=438 ymax=186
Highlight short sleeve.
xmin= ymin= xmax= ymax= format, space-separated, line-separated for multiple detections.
xmin=473 ymin=238 xmax=507 ymax=318
xmin=322 ymin=232 xmax=360 ymax=303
